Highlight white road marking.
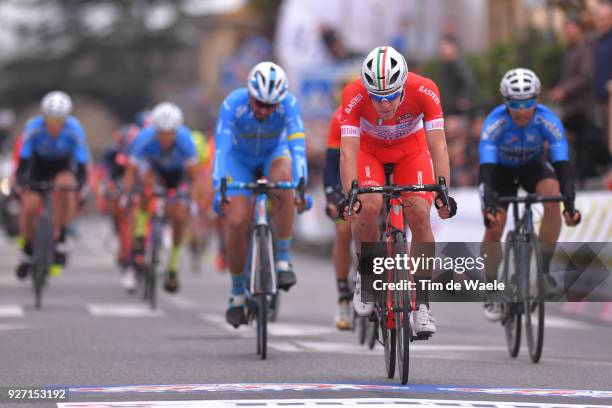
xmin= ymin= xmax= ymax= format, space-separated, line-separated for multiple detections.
xmin=0 ymin=323 xmax=29 ymax=331
xmin=545 ymin=316 xmax=591 ymax=330
xmin=56 ymin=398 xmax=605 ymax=407
xmin=200 ymin=313 xmax=336 ymax=337
xmin=87 ymin=304 xmax=165 ymax=317
xmin=0 ymin=304 xmax=24 ymax=317
xmin=160 ymin=293 xmax=197 ymax=309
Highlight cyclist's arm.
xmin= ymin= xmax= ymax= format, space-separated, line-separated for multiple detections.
xmin=124 ymin=129 xmax=147 ymax=195
xmin=212 ymin=101 xmax=235 ymax=189
xmin=16 ymin=120 xmax=37 ymax=186
xmin=420 ymin=79 xmax=450 ymax=187
xmin=72 ymin=123 xmax=90 ymax=190
xmin=284 ymin=95 xmax=308 ymax=184
xmin=540 ymin=112 xmax=576 ymax=210
xmin=339 ymin=83 xmax=362 ymax=193
xmin=426 ymin=129 xmax=450 ymax=188
xmin=478 ymin=110 xmax=505 ymax=211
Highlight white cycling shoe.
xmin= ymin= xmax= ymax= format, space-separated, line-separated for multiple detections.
xmin=483 ymin=300 xmax=502 ymax=322
xmin=121 ymin=268 xmax=137 ymax=292
xmin=353 ymin=273 xmax=374 ymax=316
xmin=413 ymin=304 xmax=436 ymax=335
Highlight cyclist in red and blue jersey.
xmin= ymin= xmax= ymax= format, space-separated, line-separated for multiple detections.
xmin=479 ymin=68 xmax=582 ymax=321
xmin=213 ymin=62 xmax=308 ymax=328
xmin=15 ymin=91 xmax=90 ymax=279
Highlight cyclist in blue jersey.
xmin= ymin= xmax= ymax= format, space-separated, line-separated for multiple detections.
xmin=15 ymin=91 xmax=90 ymax=279
xmin=122 ymin=102 xmax=206 ymax=294
xmin=213 ymin=61 xmax=308 ymax=328
xmin=479 ymin=68 xmax=581 ymax=321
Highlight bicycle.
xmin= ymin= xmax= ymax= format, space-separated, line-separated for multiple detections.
xmin=347 ymin=164 xmax=449 ymax=385
xmin=496 ymin=194 xmax=566 ymax=363
xmin=220 ymin=176 xmax=310 ymax=360
xmin=26 ymin=182 xmax=77 ymax=309
xmin=139 ymin=186 xmax=188 ymax=310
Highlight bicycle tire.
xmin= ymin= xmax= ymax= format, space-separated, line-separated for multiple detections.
xmin=32 ymin=216 xmax=53 ymax=310
xmin=253 ymin=226 xmax=274 ymax=359
xmin=357 ymin=316 xmax=367 ymax=345
xmin=256 ymin=293 xmax=267 ymax=360
xmin=382 ymin=315 xmax=396 ymax=378
xmin=502 ymin=232 xmax=521 ymax=358
xmin=148 ymin=220 xmax=162 ymax=310
xmin=392 ymin=232 xmax=411 ymax=385
xmin=525 ymin=233 xmax=545 ymax=363
xmin=367 ymin=318 xmax=377 ymax=350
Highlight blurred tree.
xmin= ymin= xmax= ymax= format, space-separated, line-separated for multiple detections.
xmin=0 ymin=0 xmax=196 ymax=121
xmin=248 ymin=0 xmax=282 ymax=37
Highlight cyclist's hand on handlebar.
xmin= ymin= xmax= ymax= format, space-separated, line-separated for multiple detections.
xmin=340 ymin=196 xmax=361 ymax=222
xmin=435 ymin=195 xmax=457 ymax=219
xmin=563 ymin=209 xmax=581 ymax=226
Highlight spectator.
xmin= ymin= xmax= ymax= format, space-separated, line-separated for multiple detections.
xmin=549 ymin=15 xmax=602 ymax=180
xmin=437 ymin=35 xmax=475 ymax=116
xmin=593 ymin=2 xmax=612 ymax=146
xmin=320 ymin=26 xmax=359 ymax=62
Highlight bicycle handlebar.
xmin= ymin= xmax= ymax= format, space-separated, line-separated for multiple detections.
xmin=219 ymin=177 xmax=311 ymax=212
xmin=496 ymin=194 xmax=566 ymax=206
xmin=347 ymin=176 xmax=449 ymax=216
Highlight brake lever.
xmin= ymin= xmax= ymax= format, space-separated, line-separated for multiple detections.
xmin=434 ymin=176 xmax=449 ymax=209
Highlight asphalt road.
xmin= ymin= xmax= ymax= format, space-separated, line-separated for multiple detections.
xmin=0 ymin=216 xmax=611 ymax=408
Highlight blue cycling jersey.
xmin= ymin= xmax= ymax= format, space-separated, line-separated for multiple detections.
xmin=213 ymin=88 xmax=307 ymax=186
xmin=20 ymin=116 xmax=90 ymax=164
xmin=479 ymin=104 xmax=569 ymax=167
xmin=129 ymin=125 xmax=197 ymax=172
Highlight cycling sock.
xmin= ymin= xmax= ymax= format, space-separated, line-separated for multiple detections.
xmin=415 ymin=278 xmax=429 ymax=307
xmin=58 ymin=227 xmax=67 ymax=243
xmin=135 ymin=209 xmax=149 ymax=238
xmin=541 ymin=248 xmax=554 ymax=275
xmin=231 ymin=273 xmax=246 ymax=296
xmin=276 ymin=237 xmax=292 ymax=263
xmin=168 ymin=245 xmax=180 ymax=272
xmin=337 ymin=279 xmax=351 ymax=300
xmin=23 ymin=242 xmax=33 ymax=257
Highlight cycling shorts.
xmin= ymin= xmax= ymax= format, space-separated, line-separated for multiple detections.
xmin=224 ymin=143 xmax=291 ymax=197
xmin=30 ymin=155 xmax=72 ymax=182
xmin=357 ymin=147 xmax=435 ymax=204
xmin=479 ymin=160 xmax=557 ymax=209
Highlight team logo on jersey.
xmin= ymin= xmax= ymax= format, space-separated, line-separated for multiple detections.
xmin=377 ymin=118 xmax=383 ymax=125
xmin=396 ymin=113 xmax=414 ymax=123
xmin=506 ymin=135 xmax=519 ymax=144
xmin=526 ymin=133 xmax=536 ymax=143
xmin=344 ymin=93 xmax=363 ymax=114
xmin=365 ymin=165 xmax=371 ymax=178
xmin=418 ymin=85 xmax=440 ymax=106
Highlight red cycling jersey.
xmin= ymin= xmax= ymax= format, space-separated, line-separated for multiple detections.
xmin=340 ymin=74 xmax=445 ymax=203
xmin=326 ymin=106 xmax=342 ymax=149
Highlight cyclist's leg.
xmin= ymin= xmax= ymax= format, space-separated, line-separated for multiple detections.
xmin=223 ymin=150 xmax=256 ymax=326
xmin=265 ymin=145 xmax=297 ymax=290
xmin=334 ymin=219 xmax=353 ymax=329
xmin=480 ymin=166 xmax=515 ymax=321
xmin=352 ymin=149 xmax=384 ymax=315
xmin=17 ymin=190 xmax=42 ymax=277
xmin=522 ymin=161 xmax=561 ymax=285
xmin=161 ymin=170 xmax=189 ymax=292
xmin=395 ymin=150 xmax=436 ymax=334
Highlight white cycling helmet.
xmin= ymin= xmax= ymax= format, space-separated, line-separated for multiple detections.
xmin=41 ymin=91 xmax=72 ymax=117
xmin=500 ymin=68 xmax=541 ymax=100
xmin=151 ymin=102 xmax=183 ymax=132
xmin=361 ymin=46 xmax=408 ymax=95
xmin=247 ymin=62 xmax=288 ymax=104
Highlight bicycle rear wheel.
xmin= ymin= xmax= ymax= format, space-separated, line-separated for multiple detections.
xmin=32 ymin=217 xmax=53 ymax=310
xmin=392 ymin=232 xmax=411 ymax=385
xmin=501 ymin=233 xmax=521 ymax=358
xmin=525 ymin=233 xmax=545 ymax=363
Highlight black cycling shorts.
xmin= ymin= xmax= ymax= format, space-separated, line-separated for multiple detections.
xmin=486 ymin=161 xmax=557 ymax=209
xmin=30 ymin=155 xmax=72 ymax=182
xmin=155 ymin=167 xmax=186 ymax=190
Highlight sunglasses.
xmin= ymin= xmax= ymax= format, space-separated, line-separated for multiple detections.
xmin=506 ymin=98 xmax=537 ymax=111
xmin=253 ymin=99 xmax=278 ymax=110
xmin=369 ymin=88 xmax=403 ymax=103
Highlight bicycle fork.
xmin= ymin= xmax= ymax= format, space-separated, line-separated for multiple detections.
xmin=250 ymin=193 xmax=277 ymax=295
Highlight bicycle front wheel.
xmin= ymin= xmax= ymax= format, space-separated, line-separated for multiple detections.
xmin=32 ymin=216 xmax=53 ymax=310
xmin=525 ymin=233 xmax=545 ymax=363
xmin=392 ymin=232 xmax=411 ymax=384
xmin=253 ymin=226 xmax=273 ymax=360
xmin=501 ymin=232 xmax=521 ymax=358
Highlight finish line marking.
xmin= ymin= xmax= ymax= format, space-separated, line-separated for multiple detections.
xmin=56 ymin=398 xmax=608 ymax=408
xmin=64 ymin=383 xmax=612 ymax=399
